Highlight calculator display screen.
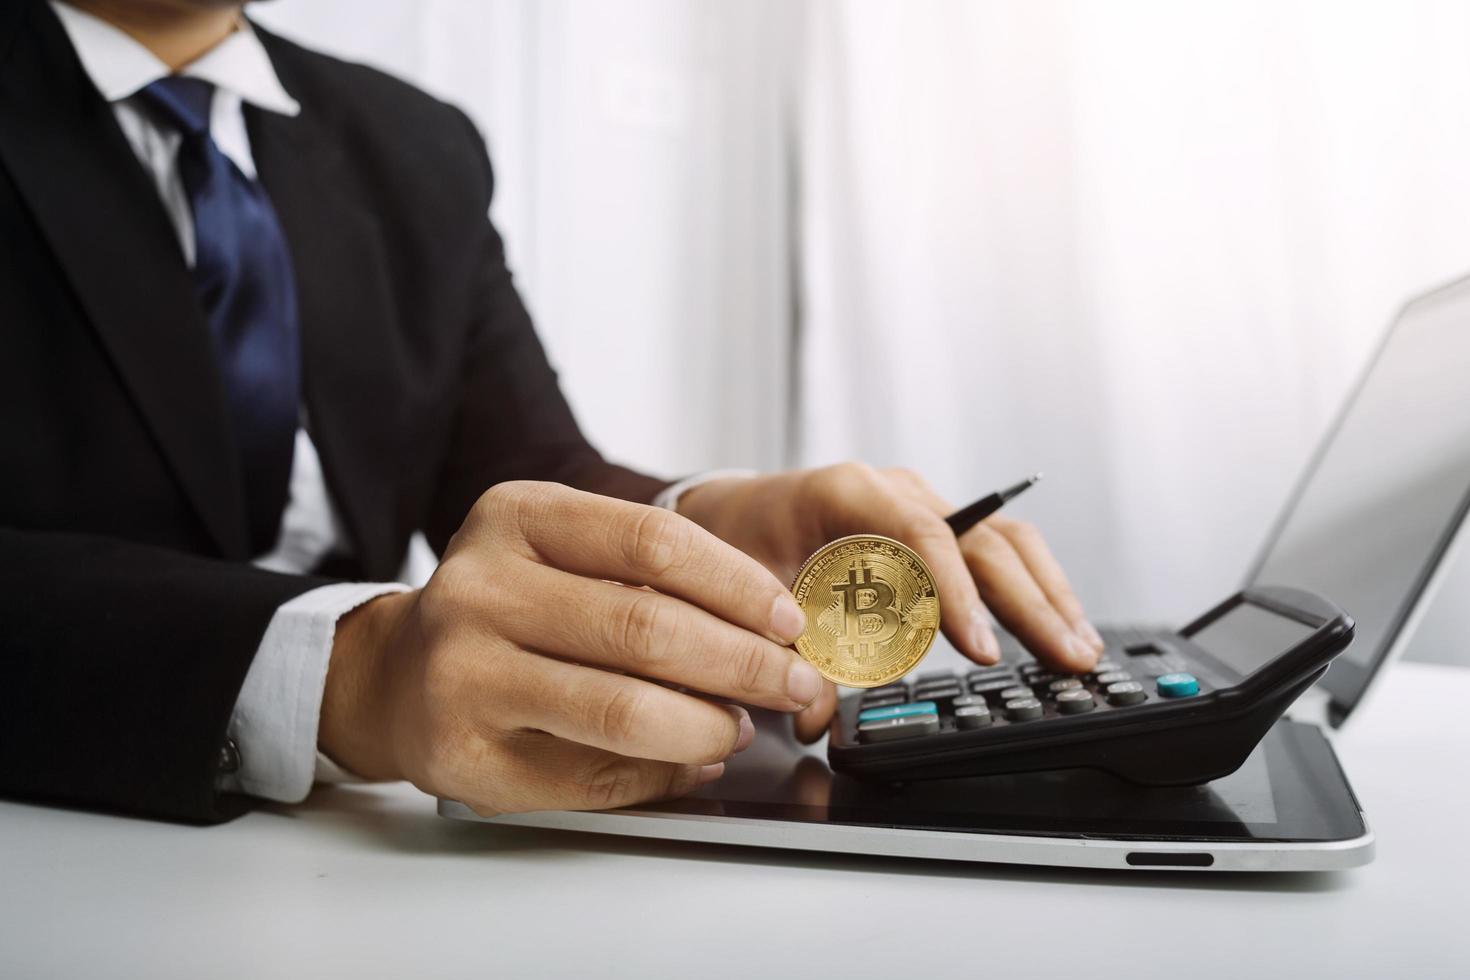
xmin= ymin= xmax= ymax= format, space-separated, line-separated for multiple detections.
xmin=1185 ymin=603 xmax=1317 ymax=675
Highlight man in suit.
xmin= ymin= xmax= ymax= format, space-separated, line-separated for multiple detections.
xmin=0 ymin=0 xmax=1104 ymax=823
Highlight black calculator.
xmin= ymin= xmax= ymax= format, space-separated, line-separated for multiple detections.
xmin=828 ymin=585 xmax=1354 ymax=786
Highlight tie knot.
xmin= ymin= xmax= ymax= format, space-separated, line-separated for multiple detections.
xmin=140 ymin=75 xmax=215 ymax=137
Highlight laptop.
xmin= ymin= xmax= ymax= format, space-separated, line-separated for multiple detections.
xmin=441 ymin=273 xmax=1470 ymax=871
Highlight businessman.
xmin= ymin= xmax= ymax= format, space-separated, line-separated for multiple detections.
xmin=0 ymin=0 xmax=1103 ymax=823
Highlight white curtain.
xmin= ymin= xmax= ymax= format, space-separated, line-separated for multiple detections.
xmin=799 ymin=0 xmax=1470 ymax=628
xmin=252 ymin=0 xmax=800 ymax=477
xmin=252 ymin=1 xmax=1470 ymax=654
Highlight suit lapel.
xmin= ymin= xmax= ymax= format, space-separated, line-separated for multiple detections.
xmin=247 ymin=34 xmax=405 ymax=578
xmin=0 ymin=1 xmax=250 ymax=558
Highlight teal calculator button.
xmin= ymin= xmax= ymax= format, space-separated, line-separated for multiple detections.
xmin=857 ymin=701 xmax=938 ymax=723
xmin=1156 ymin=673 xmax=1200 ymax=698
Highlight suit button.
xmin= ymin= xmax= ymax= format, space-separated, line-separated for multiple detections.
xmin=218 ymin=738 xmax=241 ymax=774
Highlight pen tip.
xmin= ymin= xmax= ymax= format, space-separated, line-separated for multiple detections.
xmin=1031 ymin=472 xmax=1044 ymax=483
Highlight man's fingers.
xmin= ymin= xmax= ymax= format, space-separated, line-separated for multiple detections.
xmin=476 ymin=482 xmax=807 ymax=645
xmin=793 ymin=679 xmax=838 ymax=744
xmin=882 ymin=468 xmax=1005 ymax=662
xmin=986 ymin=516 xmax=1103 ymax=651
xmin=492 ymin=652 xmax=749 ymax=765
xmin=499 ymin=565 xmax=823 ymax=712
xmin=459 ymin=733 xmax=722 ymax=816
xmin=811 ymin=465 xmax=999 ymax=665
xmin=960 ymin=526 xmax=1098 ymax=672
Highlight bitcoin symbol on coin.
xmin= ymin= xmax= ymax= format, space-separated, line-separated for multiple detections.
xmin=831 ymin=565 xmax=900 ymax=662
xmin=790 ymin=535 xmax=940 ymax=688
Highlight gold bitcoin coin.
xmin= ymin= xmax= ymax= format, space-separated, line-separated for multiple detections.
xmin=789 ymin=534 xmax=940 ymax=688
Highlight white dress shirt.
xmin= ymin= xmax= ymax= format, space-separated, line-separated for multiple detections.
xmin=50 ymin=1 xmax=747 ymax=804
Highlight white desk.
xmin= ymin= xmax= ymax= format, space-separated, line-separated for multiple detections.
xmin=2 ymin=662 xmax=1467 ymax=980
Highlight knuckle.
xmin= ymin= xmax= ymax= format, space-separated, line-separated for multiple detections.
xmin=619 ymin=507 xmax=691 ymax=577
xmin=810 ymin=461 xmax=877 ymax=498
xmin=882 ymin=466 xmax=923 ymax=489
xmin=593 ymin=684 xmax=647 ymax=746
xmin=731 ymin=639 xmax=775 ymax=696
xmin=1002 ymin=518 xmax=1042 ymax=546
xmin=580 ymin=758 xmax=639 ymax=810
xmin=901 ymin=507 xmax=949 ymax=544
xmin=833 ymin=460 xmax=879 ymax=486
xmin=475 ymin=480 xmax=563 ymax=541
xmin=615 ymin=591 xmax=675 ymax=666
xmin=966 ymin=525 xmax=1013 ymax=559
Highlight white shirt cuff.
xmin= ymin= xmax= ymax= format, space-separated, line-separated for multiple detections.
xmin=218 ymin=581 xmax=411 ymax=802
xmin=652 ymin=469 xmax=758 ymax=513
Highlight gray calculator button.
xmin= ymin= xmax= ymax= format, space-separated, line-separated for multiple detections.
xmin=967 ymin=666 xmax=1016 ymax=682
xmin=1004 ymin=697 xmax=1044 ymax=721
xmin=858 ymin=714 xmax=940 ymax=743
xmin=1055 ymin=688 xmax=1096 ymax=714
xmin=1096 ymin=671 xmax=1132 ymax=686
xmin=1106 ymin=681 xmax=1147 ymax=706
xmin=916 ymin=687 xmax=964 ymax=708
xmin=1090 ymin=660 xmax=1119 ymax=674
xmin=1000 ymin=686 xmax=1033 ymax=701
xmin=868 ymin=683 xmax=910 ymax=699
xmin=1048 ymin=677 xmax=1083 ymax=693
xmin=955 ymin=705 xmax=993 ymax=729
xmin=859 ymin=693 xmax=907 ymax=710
xmin=914 ymin=670 xmax=956 ymax=684
xmin=951 ymin=695 xmax=987 ymax=710
xmin=970 ymin=679 xmax=1017 ymax=697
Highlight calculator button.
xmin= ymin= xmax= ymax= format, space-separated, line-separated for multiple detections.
xmin=915 ymin=687 xmax=964 ymax=709
xmin=1055 ymin=689 xmax=1096 ymax=714
xmin=859 ymin=694 xmax=907 ymax=710
xmin=1000 ymin=686 xmax=1034 ymax=702
xmin=1095 ymin=671 xmax=1132 ymax=686
xmin=1004 ymin=697 xmax=1044 ymax=721
xmin=1105 ymin=681 xmax=1147 ymax=706
xmin=914 ymin=679 xmax=962 ymax=695
xmin=1089 ymin=660 xmax=1119 ymax=675
xmin=1047 ymin=678 xmax=1083 ymax=693
xmin=970 ymin=678 xmax=1019 ymax=696
xmin=858 ymin=714 xmax=940 ymax=743
xmin=867 ymin=683 xmax=910 ymax=699
xmin=967 ymin=666 xmax=1016 ymax=682
xmin=1156 ymin=673 xmax=1200 ymax=698
xmin=914 ymin=670 xmax=957 ymax=685
xmin=857 ymin=701 xmax=938 ymax=723
xmin=951 ymin=695 xmax=987 ymax=710
xmin=955 ymin=705 xmax=993 ymax=730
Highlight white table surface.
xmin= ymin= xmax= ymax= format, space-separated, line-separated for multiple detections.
xmin=3 ymin=661 xmax=1468 ymax=980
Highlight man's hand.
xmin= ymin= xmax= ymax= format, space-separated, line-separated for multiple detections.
xmin=319 ymin=482 xmax=822 ymax=816
xmin=676 ymin=464 xmax=1103 ymax=741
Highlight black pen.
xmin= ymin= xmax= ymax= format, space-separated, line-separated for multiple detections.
xmin=945 ymin=473 xmax=1043 ymax=536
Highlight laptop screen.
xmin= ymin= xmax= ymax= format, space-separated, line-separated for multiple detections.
xmin=1248 ymin=276 xmax=1470 ymax=718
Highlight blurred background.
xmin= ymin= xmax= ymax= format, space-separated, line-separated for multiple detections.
xmin=253 ymin=0 xmax=1470 ymax=664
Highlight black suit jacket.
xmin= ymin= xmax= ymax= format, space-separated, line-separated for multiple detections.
xmin=0 ymin=0 xmax=665 ymax=822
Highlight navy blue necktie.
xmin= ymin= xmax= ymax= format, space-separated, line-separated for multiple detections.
xmin=141 ymin=76 xmax=301 ymax=555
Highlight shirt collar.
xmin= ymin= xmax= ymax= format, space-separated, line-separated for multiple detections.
xmin=49 ymin=1 xmax=300 ymax=117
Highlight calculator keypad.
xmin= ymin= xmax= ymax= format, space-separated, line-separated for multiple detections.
xmin=853 ymin=642 xmax=1208 ymax=744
